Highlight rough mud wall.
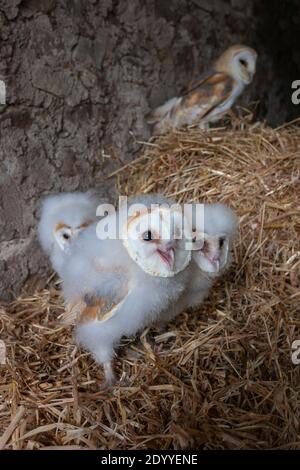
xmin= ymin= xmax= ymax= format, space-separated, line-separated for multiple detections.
xmin=0 ymin=0 xmax=298 ymax=300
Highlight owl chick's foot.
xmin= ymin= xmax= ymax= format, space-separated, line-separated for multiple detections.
xmin=101 ymin=361 xmax=116 ymax=389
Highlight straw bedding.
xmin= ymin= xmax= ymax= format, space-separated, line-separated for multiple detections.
xmin=1 ymin=117 xmax=300 ymax=449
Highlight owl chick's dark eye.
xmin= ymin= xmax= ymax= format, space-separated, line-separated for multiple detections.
xmin=142 ymin=230 xmax=153 ymax=241
xmin=239 ymin=58 xmax=247 ymax=67
xmin=219 ymin=237 xmax=225 ymax=248
xmin=63 ymin=233 xmax=70 ymax=240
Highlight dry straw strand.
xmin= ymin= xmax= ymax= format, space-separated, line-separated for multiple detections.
xmin=1 ymin=116 xmax=300 ymax=449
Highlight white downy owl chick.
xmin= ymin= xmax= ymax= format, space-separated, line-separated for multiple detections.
xmin=161 ymin=203 xmax=237 ymax=323
xmin=192 ymin=203 xmax=237 ymax=275
xmin=60 ymin=197 xmax=192 ymax=385
xmin=184 ymin=203 xmax=237 ymax=311
xmin=38 ymin=191 xmax=98 ymax=276
xmin=147 ymin=44 xmax=257 ymax=134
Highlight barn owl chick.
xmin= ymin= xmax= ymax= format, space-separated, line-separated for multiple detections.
xmin=38 ymin=192 xmax=98 ymax=276
xmin=184 ymin=203 xmax=237 ymax=310
xmin=192 ymin=203 xmax=237 ymax=275
xmin=61 ymin=198 xmax=192 ymax=385
xmin=161 ymin=203 xmax=237 ymax=323
xmin=123 ymin=205 xmax=190 ymax=277
xmin=147 ymin=44 xmax=257 ymax=134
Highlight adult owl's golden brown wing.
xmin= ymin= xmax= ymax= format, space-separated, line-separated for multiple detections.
xmin=171 ymin=72 xmax=236 ymax=123
xmin=147 ymin=71 xmax=236 ymax=132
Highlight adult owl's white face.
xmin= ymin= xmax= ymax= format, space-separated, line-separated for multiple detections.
xmin=122 ymin=207 xmax=191 ymax=277
xmin=231 ymin=47 xmax=257 ymax=85
xmin=215 ymin=45 xmax=257 ymax=86
xmin=192 ymin=232 xmax=229 ymax=274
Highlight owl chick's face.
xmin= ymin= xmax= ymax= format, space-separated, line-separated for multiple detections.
xmin=231 ymin=48 xmax=257 ymax=85
xmin=192 ymin=232 xmax=229 ymax=274
xmin=122 ymin=207 xmax=191 ymax=277
xmin=54 ymin=220 xmax=92 ymax=251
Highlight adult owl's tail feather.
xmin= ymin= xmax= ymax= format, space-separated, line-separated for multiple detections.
xmin=146 ymin=97 xmax=180 ymax=124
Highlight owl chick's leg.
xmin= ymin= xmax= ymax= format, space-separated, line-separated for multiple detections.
xmin=88 ymin=344 xmax=116 ymax=389
xmin=92 ymin=348 xmax=116 ymax=388
xmin=103 ymin=361 xmax=116 ymax=388
xmin=76 ymin=323 xmax=116 ymax=389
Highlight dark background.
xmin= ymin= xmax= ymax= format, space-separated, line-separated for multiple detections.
xmin=0 ymin=0 xmax=299 ymax=300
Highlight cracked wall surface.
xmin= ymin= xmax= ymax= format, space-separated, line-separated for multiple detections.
xmin=0 ymin=0 xmax=299 ymax=300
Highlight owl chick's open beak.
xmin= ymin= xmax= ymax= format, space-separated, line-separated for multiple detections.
xmin=157 ymin=243 xmax=175 ymax=270
xmin=207 ymin=253 xmax=220 ymax=272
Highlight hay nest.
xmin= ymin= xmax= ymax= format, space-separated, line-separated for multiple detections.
xmin=1 ymin=117 xmax=300 ymax=449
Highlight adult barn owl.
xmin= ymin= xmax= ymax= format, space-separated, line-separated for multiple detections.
xmin=147 ymin=45 xmax=257 ymax=134
xmin=38 ymin=192 xmax=98 ymax=276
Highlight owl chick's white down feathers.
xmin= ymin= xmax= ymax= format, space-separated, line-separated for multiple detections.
xmin=161 ymin=203 xmax=238 ymax=323
xmin=192 ymin=203 xmax=237 ymax=275
xmin=185 ymin=203 xmax=237 ymax=308
xmin=60 ymin=198 xmax=193 ymax=386
xmin=38 ymin=191 xmax=98 ymax=276
xmin=147 ymin=44 xmax=257 ymax=134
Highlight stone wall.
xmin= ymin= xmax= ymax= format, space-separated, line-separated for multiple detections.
xmin=0 ymin=0 xmax=299 ymax=299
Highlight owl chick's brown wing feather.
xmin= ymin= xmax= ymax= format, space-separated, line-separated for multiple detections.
xmin=79 ymin=285 xmax=132 ymax=324
xmin=60 ymin=298 xmax=87 ymax=325
xmin=172 ymin=72 xmax=235 ymax=123
xmin=61 ymin=261 xmax=130 ymax=326
xmin=61 ymin=290 xmax=131 ymax=326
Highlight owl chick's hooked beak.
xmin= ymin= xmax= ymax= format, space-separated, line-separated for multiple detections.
xmin=156 ymin=240 xmax=176 ymax=270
